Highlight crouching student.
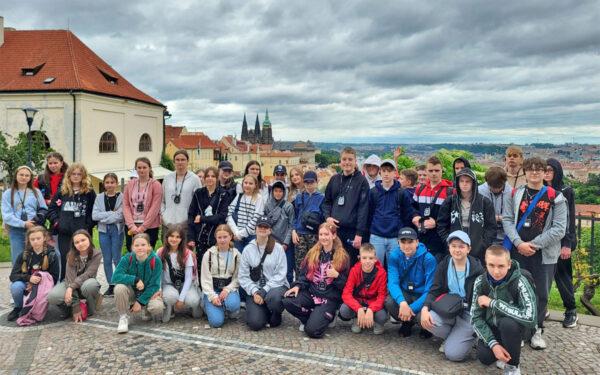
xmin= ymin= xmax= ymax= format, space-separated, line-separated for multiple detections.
xmin=201 ymin=224 xmax=241 ymax=328
xmin=339 ymin=243 xmax=387 ymax=335
xmin=112 ymin=233 xmax=165 ymax=333
xmin=239 ymin=216 xmax=289 ymax=331
xmin=283 ymin=223 xmax=349 ymax=338
xmin=48 ymin=230 xmax=103 ymax=322
xmin=421 ymin=230 xmax=485 ymax=361
xmin=471 ymin=245 xmax=537 ymax=375
xmin=8 ymin=226 xmax=60 ymax=321
xmin=385 ymin=227 xmax=437 ymax=337
xmin=157 ymin=225 xmax=202 ymax=323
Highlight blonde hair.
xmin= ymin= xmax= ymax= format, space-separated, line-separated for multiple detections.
xmin=132 ymin=233 xmax=153 ymax=253
xmin=215 ymin=224 xmax=235 ymax=249
xmin=61 ymin=163 xmax=91 ymax=195
xmin=242 ymin=174 xmax=260 ymax=200
xmin=302 ymin=223 xmax=349 ymax=278
xmin=485 ymin=244 xmax=511 ymax=262
xmin=22 ymin=226 xmax=51 ymax=273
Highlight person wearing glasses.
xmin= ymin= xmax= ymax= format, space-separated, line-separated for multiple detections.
xmin=504 ymin=146 xmax=527 ymax=189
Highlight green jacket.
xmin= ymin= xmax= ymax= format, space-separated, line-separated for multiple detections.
xmin=470 ymin=260 xmax=537 ymax=349
xmin=112 ymin=252 xmax=162 ymax=306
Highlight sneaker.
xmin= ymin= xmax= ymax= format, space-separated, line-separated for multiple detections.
xmin=351 ymin=319 xmax=362 ymax=334
xmin=389 ymin=316 xmax=401 ymax=324
xmin=299 ymin=324 xmax=305 ymax=332
xmin=58 ymin=303 xmax=72 ymax=320
xmin=544 ymin=310 xmax=550 ymax=320
xmin=563 ymin=310 xmax=578 ymax=328
xmin=240 ymin=301 xmax=246 ymax=309
xmin=530 ymin=328 xmax=547 ymax=350
xmin=419 ymin=328 xmax=433 ymax=339
xmin=104 ymin=285 xmax=115 ymax=297
xmin=373 ymin=323 xmax=384 ymax=335
xmin=439 ymin=341 xmax=446 ymax=353
xmin=504 ymin=364 xmax=521 ymax=375
xmin=117 ymin=314 xmax=129 ymax=333
xmin=7 ymin=307 xmax=22 ymax=322
xmin=140 ymin=309 xmax=151 ymax=322
xmin=398 ymin=322 xmax=412 ymax=337
xmin=328 ymin=316 xmax=337 ymax=328
xmin=521 ymin=340 xmax=524 ymax=348
xmin=496 ymin=360 xmax=506 ymax=369
xmin=228 ymin=310 xmax=240 ymax=320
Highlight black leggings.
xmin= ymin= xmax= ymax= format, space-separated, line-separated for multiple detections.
xmin=125 ymin=227 xmax=159 ymax=251
xmin=477 ymin=317 xmax=523 ymax=367
xmin=282 ymin=289 xmax=340 ymax=338
xmin=245 ymin=286 xmax=286 ymax=331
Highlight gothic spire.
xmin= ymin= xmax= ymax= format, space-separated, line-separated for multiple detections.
xmin=241 ymin=113 xmax=248 ymax=141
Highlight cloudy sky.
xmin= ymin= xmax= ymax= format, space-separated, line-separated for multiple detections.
xmin=4 ymin=1 xmax=600 ymax=143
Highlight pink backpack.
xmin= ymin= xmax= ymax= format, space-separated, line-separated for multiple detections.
xmin=17 ymin=271 xmax=54 ymax=326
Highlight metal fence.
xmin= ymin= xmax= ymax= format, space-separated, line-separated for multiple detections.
xmin=576 ymin=215 xmax=599 ymax=270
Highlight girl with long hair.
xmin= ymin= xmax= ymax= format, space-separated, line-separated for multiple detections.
xmin=34 ymin=151 xmax=68 ymax=205
xmin=227 ymin=174 xmax=265 ymax=252
xmin=287 ymin=167 xmax=304 ymax=205
xmin=237 ymin=160 xmax=269 ymax=202
xmin=283 ymin=223 xmax=349 ymax=338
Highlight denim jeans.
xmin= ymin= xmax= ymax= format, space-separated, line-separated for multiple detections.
xmin=234 ymin=235 xmax=256 ymax=253
xmin=370 ymin=234 xmax=397 ymax=266
xmin=285 ymin=243 xmax=295 ymax=284
xmin=10 ymin=281 xmax=27 ymax=308
xmin=8 ymin=226 xmax=26 ymax=265
xmin=98 ymin=224 xmax=124 ymax=284
xmin=203 ymin=290 xmax=240 ymax=328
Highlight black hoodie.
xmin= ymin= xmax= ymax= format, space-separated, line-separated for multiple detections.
xmin=452 ymin=157 xmax=472 ymax=180
xmin=545 ymin=158 xmax=577 ymax=250
xmin=437 ymin=168 xmax=496 ymax=261
xmin=321 ymin=169 xmax=370 ymax=236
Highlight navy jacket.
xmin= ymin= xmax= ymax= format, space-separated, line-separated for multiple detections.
xmin=369 ymin=180 xmax=417 ymax=238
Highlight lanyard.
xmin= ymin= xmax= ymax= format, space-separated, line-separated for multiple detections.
xmin=175 ymin=172 xmax=188 ymax=196
xmin=217 ymin=250 xmax=231 ymax=274
xmin=135 ymin=179 xmax=150 ymax=203
xmin=451 ymin=259 xmax=469 ymax=296
xmin=17 ymin=189 xmax=28 ymax=210
xmin=338 ymin=174 xmax=354 ymax=197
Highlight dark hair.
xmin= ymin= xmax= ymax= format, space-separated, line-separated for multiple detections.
xmin=427 ymin=156 xmax=442 ymax=166
xmin=173 ymin=149 xmax=189 ymax=161
xmin=161 ymin=224 xmax=187 ymax=269
xmin=10 ymin=166 xmax=38 ymax=208
xmin=484 ymin=167 xmax=507 ymax=189
xmin=135 ymin=157 xmax=153 ymax=178
xmin=244 ymin=160 xmax=263 ymax=186
xmin=67 ymin=229 xmax=94 ymax=266
xmin=416 ymin=164 xmax=426 ymax=171
xmin=22 ymin=226 xmax=51 ymax=273
xmin=43 ymin=152 xmax=68 ymax=176
xmin=400 ymin=169 xmax=418 ymax=186
xmin=204 ymin=166 xmax=219 ymax=179
xmin=103 ymin=172 xmax=119 ymax=184
xmin=523 ymin=157 xmax=546 ymax=172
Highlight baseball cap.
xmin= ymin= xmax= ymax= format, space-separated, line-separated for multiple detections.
xmin=303 ymin=170 xmax=317 ymax=183
xmin=398 ymin=227 xmax=418 ymax=240
xmin=218 ymin=160 xmax=233 ymax=171
xmin=273 ymin=164 xmax=287 ymax=175
xmin=380 ymin=158 xmax=397 ymax=170
xmin=256 ymin=216 xmax=272 ymax=228
xmin=447 ymin=230 xmax=471 ymax=246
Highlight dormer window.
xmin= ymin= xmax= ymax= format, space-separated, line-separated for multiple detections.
xmin=21 ymin=63 xmax=45 ymax=76
xmin=98 ymin=68 xmax=118 ymax=85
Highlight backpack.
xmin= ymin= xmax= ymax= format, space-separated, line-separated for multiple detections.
xmin=128 ymin=253 xmax=157 ymax=270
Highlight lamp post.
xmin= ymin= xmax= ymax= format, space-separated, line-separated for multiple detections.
xmin=22 ymin=107 xmax=38 ymax=167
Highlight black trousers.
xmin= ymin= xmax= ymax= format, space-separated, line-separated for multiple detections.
xmin=125 ymin=227 xmax=159 ymax=252
xmin=57 ymin=233 xmax=71 ymax=281
xmin=337 ymin=227 xmax=359 ymax=266
xmin=554 ymin=256 xmax=576 ymax=311
xmin=282 ymin=289 xmax=340 ymax=338
xmin=245 ymin=286 xmax=286 ymax=331
xmin=477 ymin=317 xmax=523 ymax=367
xmin=384 ymin=293 xmax=421 ymax=323
xmin=512 ymin=250 xmax=555 ymax=327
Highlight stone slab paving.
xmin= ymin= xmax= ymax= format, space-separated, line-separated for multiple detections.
xmin=1 ymin=267 xmax=600 ymax=374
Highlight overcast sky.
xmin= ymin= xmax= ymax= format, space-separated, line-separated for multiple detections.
xmin=4 ymin=1 xmax=600 ymax=143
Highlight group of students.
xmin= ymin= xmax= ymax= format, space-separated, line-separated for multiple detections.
xmin=1 ymin=145 xmax=577 ymax=374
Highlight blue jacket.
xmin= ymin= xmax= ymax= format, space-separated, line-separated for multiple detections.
xmin=387 ymin=242 xmax=437 ymax=312
xmin=369 ymin=180 xmax=417 ymax=238
xmin=293 ymin=191 xmax=324 ymax=235
xmin=1 ymin=188 xmax=47 ymax=228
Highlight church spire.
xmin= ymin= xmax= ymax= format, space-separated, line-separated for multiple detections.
xmin=263 ymin=108 xmax=271 ymax=127
xmin=254 ymin=113 xmax=261 ymax=141
xmin=241 ymin=113 xmax=248 ymax=141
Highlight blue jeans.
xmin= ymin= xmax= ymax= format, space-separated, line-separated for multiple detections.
xmin=10 ymin=281 xmax=27 ymax=308
xmin=203 ymin=290 xmax=241 ymax=328
xmin=98 ymin=224 xmax=124 ymax=284
xmin=8 ymin=227 xmax=26 ymax=265
xmin=370 ymin=234 xmax=397 ymax=266
xmin=234 ymin=235 xmax=256 ymax=253
xmin=285 ymin=243 xmax=295 ymax=284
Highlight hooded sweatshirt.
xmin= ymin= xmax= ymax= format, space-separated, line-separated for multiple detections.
xmin=452 ymin=157 xmax=472 ymax=180
xmin=264 ymin=186 xmax=295 ymax=246
xmin=321 ymin=169 xmax=370 ymax=236
xmin=387 ymin=242 xmax=437 ymax=312
xmin=293 ymin=190 xmax=324 ymax=235
xmin=369 ymin=180 xmax=417 ymax=238
xmin=437 ymin=168 xmax=497 ymax=260
xmin=478 ymin=182 xmax=513 ymax=242
xmin=342 ymin=260 xmax=387 ymax=312
xmin=47 ymin=190 xmax=97 ymax=236
xmin=111 ymin=252 xmax=163 ymax=306
xmin=238 ymin=239 xmax=289 ymax=297
xmin=293 ymin=248 xmax=349 ymax=303
xmin=545 ymin=158 xmax=577 ymax=250
xmin=362 ymin=154 xmax=382 ymax=189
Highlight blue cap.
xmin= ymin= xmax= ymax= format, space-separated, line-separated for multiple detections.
xmin=303 ymin=170 xmax=318 ymax=182
xmin=447 ymin=230 xmax=471 ymax=246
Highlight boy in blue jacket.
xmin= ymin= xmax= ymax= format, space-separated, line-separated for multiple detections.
xmin=112 ymin=233 xmax=164 ymax=333
xmin=368 ymin=159 xmax=418 ymax=266
xmin=385 ymin=227 xmax=437 ymax=337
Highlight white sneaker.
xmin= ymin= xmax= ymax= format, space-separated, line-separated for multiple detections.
xmin=530 ymin=328 xmax=547 ymax=350
xmin=351 ymin=319 xmax=362 ymax=334
xmin=328 ymin=316 xmax=336 ymax=328
xmin=439 ymin=341 xmax=446 ymax=353
xmin=496 ymin=360 xmax=506 ymax=369
xmin=390 ymin=316 xmax=400 ymax=324
xmin=140 ymin=309 xmax=151 ymax=322
xmin=299 ymin=324 xmax=305 ymax=332
xmin=504 ymin=364 xmax=521 ymax=375
xmin=117 ymin=315 xmax=129 ymax=334
xmin=373 ymin=323 xmax=384 ymax=335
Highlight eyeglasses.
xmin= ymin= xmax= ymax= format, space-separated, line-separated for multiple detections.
xmin=526 ymin=168 xmax=545 ymax=173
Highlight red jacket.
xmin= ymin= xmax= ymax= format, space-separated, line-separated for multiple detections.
xmin=342 ymin=260 xmax=387 ymax=312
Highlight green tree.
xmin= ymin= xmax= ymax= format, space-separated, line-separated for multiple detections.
xmin=570 ymin=175 xmax=600 ymax=204
xmin=0 ymin=130 xmax=52 ymax=182
xmin=434 ymin=149 xmax=487 ymax=183
xmin=381 ymin=146 xmax=417 ymax=172
xmin=316 ymin=150 xmax=340 ymax=168
xmin=160 ymin=151 xmax=174 ymax=171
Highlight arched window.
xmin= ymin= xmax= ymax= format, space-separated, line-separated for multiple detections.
xmin=29 ymin=131 xmax=51 ymax=150
xmin=139 ymin=133 xmax=152 ymax=152
xmin=99 ymin=132 xmax=117 ymax=153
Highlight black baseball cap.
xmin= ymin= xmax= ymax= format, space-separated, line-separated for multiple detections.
xmin=303 ymin=170 xmax=317 ymax=182
xmin=218 ymin=160 xmax=233 ymax=171
xmin=273 ymin=164 xmax=287 ymax=175
xmin=256 ymin=216 xmax=272 ymax=228
xmin=398 ymin=227 xmax=418 ymax=240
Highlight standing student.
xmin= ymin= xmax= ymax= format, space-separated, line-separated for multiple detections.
xmin=217 ymin=160 xmax=237 ymax=204
xmin=34 ymin=152 xmax=68 ymax=206
xmin=368 ymin=159 xmax=418 ymax=265
xmin=478 ymin=167 xmax=512 ymax=245
xmin=412 ymin=156 xmax=454 ymax=261
xmin=112 ymin=233 xmax=165 ymax=333
xmin=48 ymin=230 xmax=102 ymax=322
xmin=399 ymin=168 xmax=419 ymax=196
xmin=502 ymin=157 xmax=567 ymax=349
xmin=161 ymin=150 xmax=201 ymax=231
xmin=283 ymin=223 xmax=350 ymax=338
xmin=157 ymin=225 xmax=202 ymax=323
xmin=195 ymin=169 xmax=205 ymax=187
xmin=292 ymin=170 xmax=324 ymax=276
xmin=339 ymin=243 xmax=387 ymax=335
xmin=321 ymin=147 xmax=370 ymax=265
xmin=238 ymin=160 xmax=269 ymax=202
xmin=8 ymin=226 xmax=59 ymax=321
xmin=544 ymin=158 xmax=578 ymax=328
xmin=227 ymin=174 xmax=265 ymax=252
xmin=188 ymin=166 xmax=229 ymax=267
xmin=92 ymin=173 xmax=124 ymax=296
xmin=2 ymin=166 xmax=47 ymax=264
xmin=123 ymin=157 xmax=163 ymax=250
xmin=287 ymin=167 xmax=304 ymax=205
xmin=362 ymin=154 xmax=382 ymax=189
xmin=273 ymin=164 xmax=288 ymax=184
xmin=471 ymin=245 xmax=537 ymax=375
xmin=452 ymin=157 xmax=471 ymax=179
xmin=437 ymin=168 xmax=496 ymax=263
xmin=416 ymin=165 xmax=428 ymax=185
xmin=504 ymin=146 xmax=527 ymax=189
xmin=264 ymin=181 xmax=295 ymax=284
xmin=385 ymin=227 xmax=437 ymax=337
xmin=421 ymin=231 xmax=485 ymax=362
xmin=47 ymin=163 xmax=96 ymax=281
xmin=239 ymin=217 xmax=289 ymax=331
xmin=201 ymin=224 xmax=241 ymax=328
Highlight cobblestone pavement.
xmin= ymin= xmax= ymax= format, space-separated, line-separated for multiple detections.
xmin=1 ymin=266 xmax=600 ymax=374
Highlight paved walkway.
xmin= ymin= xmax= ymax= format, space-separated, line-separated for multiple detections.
xmin=1 ymin=266 xmax=599 ymax=374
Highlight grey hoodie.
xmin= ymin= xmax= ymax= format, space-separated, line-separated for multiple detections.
xmin=238 ymin=239 xmax=289 ymax=296
xmin=478 ymin=182 xmax=512 ymax=242
xmin=264 ymin=188 xmax=295 ymax=246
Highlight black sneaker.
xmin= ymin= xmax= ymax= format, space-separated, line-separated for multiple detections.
xmin=419 ymin=328 xmax=433 ymax=339
xmin=58 ymin=303 xmax=72 ymax=320
xmin=563 ymin=310 xmax=578 ymax=328
xmin=398 ymin=322 xmax=413 ymax=337
xmin=105 ymin=285 xmax=115 ymax=297
xmin=7 ymin=307 xmax=22 ymax=321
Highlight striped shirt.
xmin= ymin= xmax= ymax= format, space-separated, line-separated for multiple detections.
xmin=227 ymin=193 xmax=265 ymax=239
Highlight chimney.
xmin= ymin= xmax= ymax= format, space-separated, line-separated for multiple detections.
xmin=0 ymin=17 xmax=4 ymax=47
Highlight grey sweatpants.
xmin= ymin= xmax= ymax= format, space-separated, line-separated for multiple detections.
xmin=338 ymin=303 xmax=387 ymax=326
xmin=426 ymin=310 xmax=475 ymax=362
xmin=48 ymin=279 xmax=102 ymax=315
xmin=162 ymin=284 xmax=202 ymax=323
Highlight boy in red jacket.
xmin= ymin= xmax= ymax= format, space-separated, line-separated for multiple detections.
xmin=339 ymin=243 xmax=388 ymax=334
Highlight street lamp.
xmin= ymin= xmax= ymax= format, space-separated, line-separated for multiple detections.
xmin=22 ymin=107 xmax=38 ymax=167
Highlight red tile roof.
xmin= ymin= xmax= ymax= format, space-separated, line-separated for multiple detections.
xmin=165 ymin=125 xmax=185 ymax=141
xmin=0 ymin=30 xmax=162 ymax=106
xmin=576 ymin=204 xmax=600 ymax=216
xmin=171 ymin=134 xmax=217 ymax=150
